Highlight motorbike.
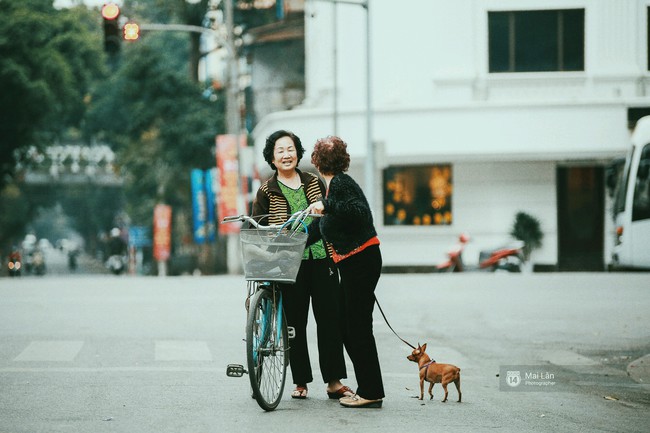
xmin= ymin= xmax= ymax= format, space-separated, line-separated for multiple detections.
xmin=477 ymin=240 xmax=525 ymax=272
xmin=436 ymin=233 xmax=525 ymax=273
xmin=435 ymin=233 xmax=470 ymax=272
xmin=7 ymin=257 xmax=22 ymax=277
xmin=106 ymin=254 xmax=126 ymax=275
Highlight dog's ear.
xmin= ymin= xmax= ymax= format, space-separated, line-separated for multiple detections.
xmin=421 ymin=343 xmax=427 ymax=352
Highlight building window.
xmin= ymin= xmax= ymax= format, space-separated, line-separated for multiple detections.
xmin=383 ymin=165 xmax=453 ymax=226
xmin=488 ymin=9 xmax=584 ymax=73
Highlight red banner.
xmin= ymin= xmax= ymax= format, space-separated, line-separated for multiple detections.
xmin=216 ymin=134 xmax=244 ymax=234
xmin=153 ymin=204 xmax=172 ymax=261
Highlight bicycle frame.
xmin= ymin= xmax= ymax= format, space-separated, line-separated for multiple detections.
xmin=250 ymin=283 xmax=286 ymax=364
xmin=224 ymin=210 xmax=315 ymax=411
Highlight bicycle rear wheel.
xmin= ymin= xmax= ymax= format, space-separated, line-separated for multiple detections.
xmin=246 ymin=284 xmax=289 ymax=411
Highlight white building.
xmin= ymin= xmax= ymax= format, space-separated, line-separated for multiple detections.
xmin=250 ymin=0 xmax=650 ymax=271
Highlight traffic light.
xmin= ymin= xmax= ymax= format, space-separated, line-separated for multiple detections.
xmin=101 ymin=3 xmax=121 ymax=54
xmin=123 ymin=22 xmax=140 ymax=41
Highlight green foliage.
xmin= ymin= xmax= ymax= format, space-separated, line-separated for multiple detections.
xmin=234 ymin=0 xmax=278 ymax=28
xmin=86 ymin=31 xmax=223 ymax=225
xmin=0 ymin=0 xmax=106 ymax=185
xmin=510 ymin=211 xmax=544 ymax=261
xmin=0 ymin=0 xmax=107 ymax=249
xmin=0 ymin=184 xmax=31 ymax=247
xmin=123 ymin=0 xmax=208 ymax=26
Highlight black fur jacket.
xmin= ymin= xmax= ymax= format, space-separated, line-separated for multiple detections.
xmin=307 ymin=173 xmax=377 ymax=255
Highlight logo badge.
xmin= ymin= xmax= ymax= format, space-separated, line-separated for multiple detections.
xmin=506 ymin=370 xmax=521 ymax=387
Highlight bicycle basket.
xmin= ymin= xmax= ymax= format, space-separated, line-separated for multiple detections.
xmin=240 ymin=228 xmax=308 ymax=283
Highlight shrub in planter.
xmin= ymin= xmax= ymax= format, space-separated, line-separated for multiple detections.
xmin=510 ymin=212 xmax=543 ymax=262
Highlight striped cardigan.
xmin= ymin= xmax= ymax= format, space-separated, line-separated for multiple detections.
xmin=251 ymin=169 xmax=325 ymax=225
xmin=251 ymin=169 xmax=333 ymax=258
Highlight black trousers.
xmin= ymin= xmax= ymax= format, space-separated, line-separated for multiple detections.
xmin=337 ymin=244 xmax=385 ymax=400
xmin=282 ymin=258 xmax=347 ymax=385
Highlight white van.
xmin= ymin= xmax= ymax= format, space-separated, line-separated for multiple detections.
xmin=611 ymin=116 xmax=650 ymax=270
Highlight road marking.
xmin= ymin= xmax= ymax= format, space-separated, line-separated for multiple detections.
xmin=155 ymin=340 xmax=213 ymax=361
xmin=0 ymin=366 xmax=224 ymax=373
xmin=14 ymin=341 xmax=84 ymax=362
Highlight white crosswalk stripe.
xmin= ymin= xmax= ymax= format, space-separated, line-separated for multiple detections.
xmin=14 ymin=341 xmax=84 ymax=362
xmin=9 ymin=340 xmax=216 ymax=364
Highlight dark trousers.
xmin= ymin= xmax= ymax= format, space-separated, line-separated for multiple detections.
xmin=282 ymin=258 xmax=347 ymax=385
xmin=337 ymin=244 xmax=385 ymax=400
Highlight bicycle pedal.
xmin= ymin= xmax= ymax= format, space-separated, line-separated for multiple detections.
xmin=287 ymin=326 xmax=296 ymax=339
xmin=226 ymin=364 xmax=247 ymax=377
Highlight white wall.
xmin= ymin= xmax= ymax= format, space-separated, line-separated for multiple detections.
xmin=251 ymin=0 xmax=650 ymax=268
xmin=300 ymin=0 xmax=650 ymax=109
xmin=377 ymin=160 xmax=556 ymax=267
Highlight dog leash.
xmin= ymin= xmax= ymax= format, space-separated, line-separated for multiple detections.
xmin=374 ymin=296 xmax=416 ymax=349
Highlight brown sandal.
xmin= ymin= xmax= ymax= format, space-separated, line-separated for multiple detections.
xmin=291 ymin=386 xmax=308 ymax=399
xmin=327 ymin=385 xmax=354 ymax=399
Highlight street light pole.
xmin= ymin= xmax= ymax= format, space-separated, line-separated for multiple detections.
xmin=223 ymin=0 xmax=241 ymax=137
xmin=333 ymin=2 xmax=338 ymax=135
xmin=363 ymin=1 xmax=373 ymax=213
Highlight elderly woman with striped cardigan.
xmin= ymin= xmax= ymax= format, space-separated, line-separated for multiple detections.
xmin=251 ymin=130 xmax=353 ymax=401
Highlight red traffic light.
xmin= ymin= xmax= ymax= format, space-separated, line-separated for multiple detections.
xmin=123 ymin=22 xmax=140 ymax=41
xmin=101 ymin=3 xmax=120 ymax=21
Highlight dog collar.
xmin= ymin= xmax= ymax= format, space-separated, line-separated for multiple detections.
xmin=419 ymin=360 xmax=436 ymax=371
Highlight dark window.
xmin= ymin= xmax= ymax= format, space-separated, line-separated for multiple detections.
xmin=632 ymin=144 xmax=650 ymax=221
xmin=488 ymin=9 xmax=584 ymax=73
xmin=383 ymin=165 xmax=453 ymax=226
xmin=628 ymin=107 xmax=650 ymax=131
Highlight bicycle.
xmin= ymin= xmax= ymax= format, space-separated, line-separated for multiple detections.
xmin=224 ymin=210 xmax=313 ymax=411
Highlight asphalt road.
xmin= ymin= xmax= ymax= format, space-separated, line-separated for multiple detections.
xmin=0 ymin=272 xmax=648 ymax=433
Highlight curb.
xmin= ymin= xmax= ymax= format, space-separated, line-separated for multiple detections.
xmin=627 ymin=354 xmax=650 ymax=384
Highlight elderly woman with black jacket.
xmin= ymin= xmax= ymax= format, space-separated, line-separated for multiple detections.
xmin=307 ymin=135 xmax=385 ymax=409
xmin=251 ymin=130 xmax=352 ymax=401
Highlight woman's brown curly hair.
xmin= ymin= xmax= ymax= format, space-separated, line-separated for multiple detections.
xmin=311 ymin=136 xmax=350 ymax=175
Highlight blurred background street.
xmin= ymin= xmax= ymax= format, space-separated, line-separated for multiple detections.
xmin=3 ymin=0 xmax=650 ymax=277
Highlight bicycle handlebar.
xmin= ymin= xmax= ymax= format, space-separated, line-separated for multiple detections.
xmin=221 ymin=210 xmax=321 ymax=229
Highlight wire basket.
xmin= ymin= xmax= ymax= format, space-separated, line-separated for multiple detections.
xmin=240 ymin=228 xmax=308 ymax=283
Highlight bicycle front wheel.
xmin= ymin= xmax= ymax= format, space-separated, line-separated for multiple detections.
xmin=246 ymin=285 xmax=289 ymax=411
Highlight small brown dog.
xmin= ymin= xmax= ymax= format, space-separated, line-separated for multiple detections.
xmin=407 ymin=343 xmax=461 ymax=402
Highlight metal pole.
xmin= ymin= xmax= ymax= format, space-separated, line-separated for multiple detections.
xmin=363 ymin=1 xmax=374 ymax=213
xmin=224 ymin=0 xmax=243 ymax=274
xmin=224 ymin=0 xmax=240 ymax=136
xmin=333 ymin=3 xmax=338 ymax=135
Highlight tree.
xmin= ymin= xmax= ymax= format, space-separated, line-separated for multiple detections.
xmin=85 ymin=31 xmax=223 ymax=226
xmin=0 ymin=0 xmax=106 ymax=187
xmin=123 ymin=0 xmax=211 ymax=82
xmin=0 ymin=184 xmax=30 ymax=248
xmin=0 ymin=0 xmax=107 ymax=252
